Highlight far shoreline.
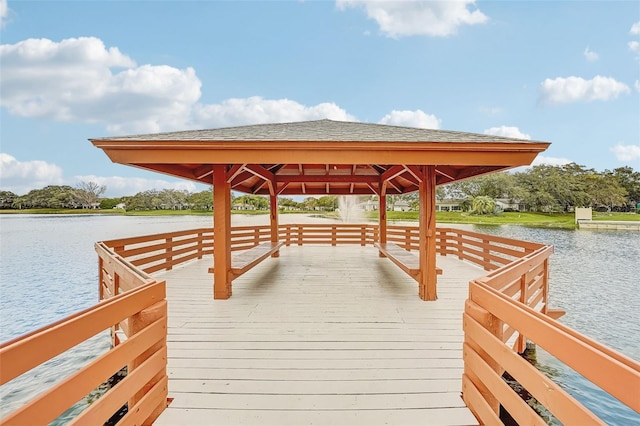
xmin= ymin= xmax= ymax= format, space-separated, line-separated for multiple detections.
xmin=1 ymin=209 xmax=638 ymax=230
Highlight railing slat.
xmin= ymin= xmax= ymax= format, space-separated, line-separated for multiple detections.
xmin=0 ymin=282 xmax=165 ymax=385
xmin=464 ymin=310 xmax=604 ymax=425
xmin=470 ymin=281 xmax=640 ymax=414
xmin=463 ymin=342 xmax=548 ymax=426
xmin=1 ymin=313 xmax=166 ymax=425
xmin=69 ymin=346 xmax=167 ymax=425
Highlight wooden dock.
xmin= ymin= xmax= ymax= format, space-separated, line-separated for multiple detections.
xmin=155 ymin=245 xmax=481 ymax=426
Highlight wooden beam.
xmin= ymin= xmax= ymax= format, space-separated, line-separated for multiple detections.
xmin=405 ymin=165 xmax=423 ymax=183
xmin=380 ymin=165 xmax=406 ymax=182
xmin=277 ymin=175 xmax=379 ymax=183
xmin=245 ymin=164 xmax=276 ymax=196
xmin=276 ymin=182 xmax=290 ymax=195
xmin=230 ymin=171 xmax=254 ymax=188
xmin=193 ymin=165 xmax=213 ymax=180
xmin=213 ymin=165 xmax=232 ymax=299
xmin=226 ymin=164 xmax=246 ymax=183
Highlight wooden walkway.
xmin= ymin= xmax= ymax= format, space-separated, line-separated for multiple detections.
xmin=154 ymin=245 xmax=482 ymax=426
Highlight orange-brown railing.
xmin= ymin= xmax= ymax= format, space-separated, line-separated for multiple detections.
xmin=461 ymin=245 xmax=640 ymax=424
xmin=280 ymin=223 xmax=378 ymax=246
xmin=0 ymin=243 xmax=168 ymax=425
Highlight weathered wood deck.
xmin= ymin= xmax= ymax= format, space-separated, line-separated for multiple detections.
xmin=154 ymin=245 xmax=482 ymax=426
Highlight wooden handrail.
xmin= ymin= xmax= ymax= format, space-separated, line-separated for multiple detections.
xmin=0 ymin=280 xmax=168 ymax=425
xmin=463 ymin=280 xmax=640 ymax=424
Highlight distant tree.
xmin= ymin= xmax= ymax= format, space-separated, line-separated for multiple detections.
xmin=459 ymin=197 xmax=473 ymax=212
xmin=610 ymin=167 xmax=640 ymax=209
xmin=157 ymin=189 xmax=189 ymax=209
xmin=301 ymin=197 xmax=318 ymax=211
xmin=74 ymin=181 xmax=106 ymax=208
xmin=233 ymin=194 xmax=269 ymax=210
xmin=471 ymin=196 xmax=496 ymax=215
xmin=0 ymin=191 xmax=17 ymax=209
xmin=123 ymin=190 xmax=159 ymax=210
xmin=279 ymin=197 xmax=300 ymax=210
xmin=100 ymin=198 xmax=122 ymax=209
xmin=585 ymin=173 xmax=627 ymax=211
xmin=317 ymin=195 xmax=338 ymax=211
xmin=188 ymin=189 xmax=213 ymax=210
xmin=15 ymin=185 xmax=76 ymax=208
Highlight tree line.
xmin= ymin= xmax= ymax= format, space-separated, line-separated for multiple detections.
xmin=1 ymin=164 xmax=638 ymax=213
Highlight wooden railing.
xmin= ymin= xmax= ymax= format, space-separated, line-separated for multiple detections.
xmin=4 ymin=223 xmax=637 ymax=425
xmin=461 ymin=246 xmax=640 ymax=424
xmin=102 ymin=228 xmax=214 ymax=274
xmin=280 ymin=223 xmax=378 ymax=246
xmin=0 ymin=243 xmax=168 ymax=425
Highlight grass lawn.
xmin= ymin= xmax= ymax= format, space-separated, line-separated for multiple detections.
xmin=372 ymin=211 xmax=580 ymax=229
xmin=591 ymin=213 xmax=640 ymax=221
xmin=2 ymin=209 xmax=637 ymax=229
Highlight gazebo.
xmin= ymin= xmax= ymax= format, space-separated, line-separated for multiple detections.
xmin=91 ymin=119 xmax=549 ymax=301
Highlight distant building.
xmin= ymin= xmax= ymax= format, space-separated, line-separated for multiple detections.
xmin=495 ymin=198 xmax=525 ymax=212
xmin=114 ymin=203 xmax=126 ymax=210
xmin=358 ymin=199 xmax=378 ymax=212
xmin=436 ymin=199 xmax=463 ymax=212
xmin=232 ymin=202 xmax=256 ymax=211
xmin=393 ymin=200 xmax=411 ymax=212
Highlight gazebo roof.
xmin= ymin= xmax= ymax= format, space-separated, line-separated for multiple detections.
xmin=91 ymin=119 xmax=550 ymax=196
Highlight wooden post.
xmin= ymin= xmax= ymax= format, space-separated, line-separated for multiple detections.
xmin=165 ymin=237 xmax=173 ymax=271
xmin=419 ymin=165 xmax=438 ymax=301
xmin=270 ymin=194 xmax=280 ymax=257
xmin=213 ymin=165 xmax=232 ymax=299
xmin=379 ymin=195 xmax=387 ymax=257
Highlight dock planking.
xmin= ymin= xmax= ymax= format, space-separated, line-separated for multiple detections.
xmin=155 ymin=245 xmax=481 ymax=426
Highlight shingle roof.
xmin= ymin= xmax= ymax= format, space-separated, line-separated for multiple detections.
xmin=91 ymin=119 xmax=551 ymax=196
xmin=94 ymin=119 xmax=544 ymax=144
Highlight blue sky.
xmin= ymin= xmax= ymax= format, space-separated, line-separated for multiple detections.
xmin=1 ymin=0 xmax=639 ymax=197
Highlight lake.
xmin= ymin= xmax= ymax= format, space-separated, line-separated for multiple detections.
xmin=0 ymin=214 xmax=638 ymax=424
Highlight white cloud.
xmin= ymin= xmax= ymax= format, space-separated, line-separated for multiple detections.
xmin=74 ymin=175 xmax=198 ymax=197
xmin=0 ymin=37 xmax=360 ymax=134
xmin=192 ymin=96 xmax=355 ymax=128
xmin=539 ymin=75 xmax=630 ymax=105
xmin=610 ymin=144 xmax=640 ymax=163
xmin=0 ymin=153 xmax=64 ymax=194
xmin=0 ymin=153 xmax=202 ymax=196
xmin=483 ymin=126 xmax=531 ymax=140
xmin=531 ymin=155 xmax=573 ymax=167
xmin=630 ymin=21 xmax=640 ymax=35
xmin=336 ymin=0 xmax=488 ymax=38
xmin=0 ymin=0 xmax=9 ymax=28
xmin=629 ymin=40 xmax=640 ymax=54
xmin=583 ymin=46 xmax=599 ymax=62
xmin=378 ymin=109 xmax=441 ymax=129
xmin=0 ymin=37 xmax=201 ymax=134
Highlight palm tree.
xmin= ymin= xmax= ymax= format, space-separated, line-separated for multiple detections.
xmin=471 ymin=196 xmax=496 ymax=215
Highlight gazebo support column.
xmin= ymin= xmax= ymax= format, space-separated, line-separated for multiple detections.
xmin=419 ymin=165 xmax=438 ymax=301
xmin=213 ymin=164 xmax=232 ymax=299
xmin=270 ymin=194 xmax=280 ymax=257
xmin=378 ymin=194 xmax=387 ymax=257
